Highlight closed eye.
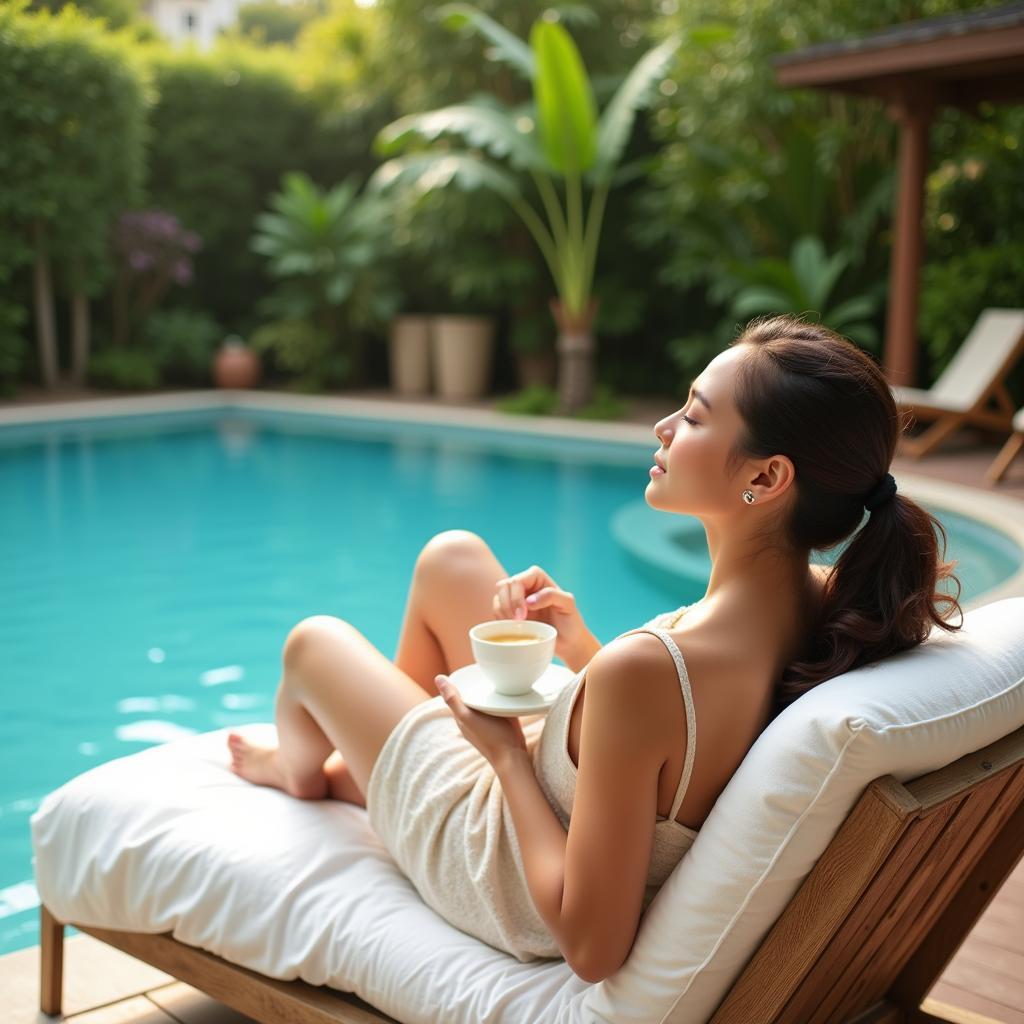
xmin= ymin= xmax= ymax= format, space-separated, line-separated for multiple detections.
xmin=681 ymin=412 xmax=699 ymax=426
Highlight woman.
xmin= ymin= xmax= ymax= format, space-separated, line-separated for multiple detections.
xmin=227 ymin=315 xmax=961 ymax=982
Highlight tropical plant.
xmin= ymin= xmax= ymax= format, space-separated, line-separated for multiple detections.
xmin=725 ymin=236 xmax=884 ymax=350
xmin=919 ymin=242 xmax=1024 ymax=380
xmin=250 ymin=171 xmax=402 ymax=388
xmin=249 ymin=318 xmax=346 ymax=392
xmin=367 ymin=4 xmax=706 ymax=413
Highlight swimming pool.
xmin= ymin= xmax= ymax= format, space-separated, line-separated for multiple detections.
xmin=2 ymin=402 xmax=1021 ymax=956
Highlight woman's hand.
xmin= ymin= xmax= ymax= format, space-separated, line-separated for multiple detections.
xmin=493 ymin=566 xmax=598 ymax=671
xmin=436 ymin=674 xmax=527 ymax=767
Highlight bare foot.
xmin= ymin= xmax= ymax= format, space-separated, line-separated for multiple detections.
xmin=226 ymin=732 xmax=289 ymax=791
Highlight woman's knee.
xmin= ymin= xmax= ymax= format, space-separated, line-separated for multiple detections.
xmin=283 ymin=614 xmax=358 ymax=670
xmin=414 ymin=530 xmax=493 ymax=582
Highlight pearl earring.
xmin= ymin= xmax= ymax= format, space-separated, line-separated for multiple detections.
xmin=742 ymin=489 xmax=755 ymax=504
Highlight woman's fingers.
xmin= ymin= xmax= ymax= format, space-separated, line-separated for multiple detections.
xmin=528 ymin=587 xmax=573 ymax=612
xmin=495 ymin=574 xmax=527 ymax=618
xmin=508 ymin=577 xmax=527 ymax=617
xmin=494 ymin=566 xmax=559 ymax=620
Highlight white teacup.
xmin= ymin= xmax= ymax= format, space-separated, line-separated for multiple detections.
xmin=469 ymin=619 xmax=557 ymax=696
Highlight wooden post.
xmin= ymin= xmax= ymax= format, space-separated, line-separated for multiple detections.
xmin=884 ymin=87 xmax=933 ymax=388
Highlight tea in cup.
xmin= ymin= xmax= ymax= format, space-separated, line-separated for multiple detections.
xmin=469 ymin=619 xmax=557 ymax=696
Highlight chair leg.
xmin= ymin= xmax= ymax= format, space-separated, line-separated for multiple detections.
xmin=899 ymin=416 xmax=964 ymax=459
xmin=40 ymin=904 xmax=64 ymax=1017
xmin=985 ymin=432 xmax=1024 ymax=484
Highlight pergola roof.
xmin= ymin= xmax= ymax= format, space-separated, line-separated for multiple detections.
xmin=771 ymin=3 xmax=1024 ymax=386
xmin=773 ymin=2 xmax=1024 ymax=106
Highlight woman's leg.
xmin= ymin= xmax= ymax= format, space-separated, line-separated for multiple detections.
xmin=392 ymin=529 xmax=512 ymax=693
xmin=228 ymin=530 xmax=512 ymax=804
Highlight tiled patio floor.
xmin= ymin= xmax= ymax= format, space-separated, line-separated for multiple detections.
xmin=3 ymin=385 xmax=1023 ymax=1023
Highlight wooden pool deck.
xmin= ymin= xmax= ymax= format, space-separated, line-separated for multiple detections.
xmin=2 ymin=387 xmax=1023 ymax=1023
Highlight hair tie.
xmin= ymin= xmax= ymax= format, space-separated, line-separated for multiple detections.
xmin=864 ymin=472 xmax=897 ymax=512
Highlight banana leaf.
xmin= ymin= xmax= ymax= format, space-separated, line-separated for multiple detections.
xmin=367 ymin=152 xmax=521 ymax=204
xmin=531 ymin=19 xmax=597 ymax=177
xmin=589 ymin=34 xmax=681 ymax=185
xmin=374 ymin=103 xmax=545 ymax=172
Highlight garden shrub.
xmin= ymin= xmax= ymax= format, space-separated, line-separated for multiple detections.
xmin=89 ymin=348 xmax=161 ymax=390
xmin=143 ymin=307 xmax=224 ymax=385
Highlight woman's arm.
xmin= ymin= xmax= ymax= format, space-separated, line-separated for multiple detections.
xmin=564 ymin=628 xmax=602 ymax=674
xmin=519 ymin=631 xmax=602 ymax=729
xmin=495 ymin=636 xmax=673 ymax=983
xmin=493 ymin=749 xmax=576 ymax=958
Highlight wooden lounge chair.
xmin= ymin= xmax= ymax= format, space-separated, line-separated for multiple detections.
xmin=986 ymin=405 xmax=1024 ymax=484
xmin=32 ymin=598 xmax=1024 ymax=1024
xmin=38 ymin=722 xmax=1024 ymax=1024
xmin=894 ymin=308 xmax=1024 ymax=459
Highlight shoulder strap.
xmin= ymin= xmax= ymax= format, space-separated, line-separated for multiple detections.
xmin=620 ymin=625 xmax=697 ymax=820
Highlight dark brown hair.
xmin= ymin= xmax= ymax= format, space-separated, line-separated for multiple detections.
xmin=728 ymin=315 xmax=962 ymax=715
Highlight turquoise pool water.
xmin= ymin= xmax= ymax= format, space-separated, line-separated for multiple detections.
xmin=1 ymin=407 xmax=1020 ymax=956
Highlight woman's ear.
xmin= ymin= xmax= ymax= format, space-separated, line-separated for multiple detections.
xmin=747 ymin=455 xmax=796 ymax=505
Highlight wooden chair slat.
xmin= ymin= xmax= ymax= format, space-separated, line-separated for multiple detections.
xmin=709 ymin=777 xmax=920 ymax=1023
xmin=779 ymin=797 xmax=960 ymax=1024
xmin=710 ymin=727 xmax=1024 ymax=1024
xmin=75 ymin=923 xmax=400 ymax=1024
xmin=893 ymin=790 xmax=1024 ymax=1007
xmin=905 ymin=727 xmax=1024 ymax=813
xmin=818 ymin=765 xmax=1024 ymax=1022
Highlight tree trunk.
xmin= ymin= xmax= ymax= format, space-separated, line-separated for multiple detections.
xmin=550 ymin=296 xmax=598 ymax=415
xmin=112 ymin=264 xmax=130 ymax=346
xmin=32 ymin=219 xmax=60 ymax=389
xmin=70 ymin=286 xmax=90 ymax=386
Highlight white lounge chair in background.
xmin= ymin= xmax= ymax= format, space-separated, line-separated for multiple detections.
xmin=893 ymin=307 xmax=1024 ymax=459
xmin=987 ymin=405 xmax=1024 ymax=483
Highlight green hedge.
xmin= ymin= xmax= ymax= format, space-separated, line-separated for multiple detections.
xmin=0 ymin=0 xmax=148 ymax=389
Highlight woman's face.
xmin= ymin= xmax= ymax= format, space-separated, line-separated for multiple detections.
xmin=646 ymin=344 xmax=751 ymax=516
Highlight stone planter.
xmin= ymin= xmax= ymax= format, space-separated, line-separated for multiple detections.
xmin=213 ymin=338 xmax=261 ymax=389
xmin=387 ymin=315 xmax=433 ymax=395
xmin=432 ymin=315 xmax=495 ymax=401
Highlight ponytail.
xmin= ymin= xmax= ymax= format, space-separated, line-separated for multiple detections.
xmin=775 ymin=493 xmax=962 ymax=713
xmin=728 ymin=315 xmax=963 ymax=716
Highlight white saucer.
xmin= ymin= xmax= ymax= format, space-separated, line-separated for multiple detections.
xmin=447 ymin=662 xmax=575 ymax=717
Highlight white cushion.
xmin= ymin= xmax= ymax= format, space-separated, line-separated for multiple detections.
xmin=890 ymin=384 xmax=963 ymax=413
xmin=31 ymin=598 xmax=1024 ymax=1024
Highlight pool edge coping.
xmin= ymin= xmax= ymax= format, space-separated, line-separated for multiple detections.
xmin=3 ymin=388 xmax=1022 ymax=609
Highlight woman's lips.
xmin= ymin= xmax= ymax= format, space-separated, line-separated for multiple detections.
xmin=650 ymin=465 xmax=665 ymax=477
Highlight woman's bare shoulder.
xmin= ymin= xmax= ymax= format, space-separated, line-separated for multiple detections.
xmin=591 ymin=632 xmax=712 ymax=728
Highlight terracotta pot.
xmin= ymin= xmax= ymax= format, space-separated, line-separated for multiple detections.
xmin=213 ymin=341 xmax=261 ymax=389
xmin=388 ymin=315 xmax=432 ymax=395
xmin=431 ymin=315 xmax=495 ymax=400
